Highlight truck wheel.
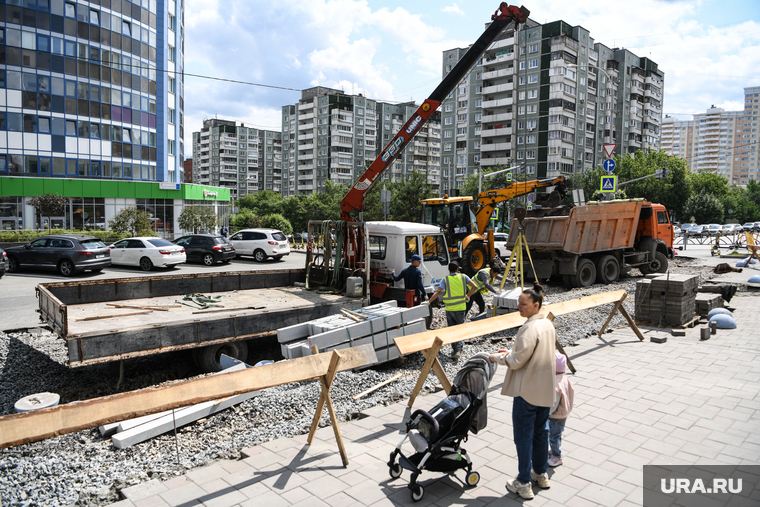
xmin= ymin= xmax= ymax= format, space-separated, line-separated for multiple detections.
xmin=562 ymin=274 xmax=574 ymax=288
xmin=596 ymin=255 xmax=620 ymax=284
xmin=462 ymin=241 xmax=488 ymax=277
xmin=572 ymin=258 xmax=596 ymax=288
xmin=194 ymin=341 xmax=249 ymax=372
xmin=641 ymin=251 xmax=668 ymax=275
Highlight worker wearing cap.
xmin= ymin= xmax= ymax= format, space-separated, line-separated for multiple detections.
xmin=466 ymin=262 xmax=505 ymax=316
xmin=392 ymin=254 xmax=426 ymax=306
xmin=428 ymin=261 xmax=477 ymax=360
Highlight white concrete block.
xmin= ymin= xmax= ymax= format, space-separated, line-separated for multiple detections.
xmin=277 ymin=322 xmax=312 ymax=343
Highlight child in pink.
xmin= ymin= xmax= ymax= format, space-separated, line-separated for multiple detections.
xmin=548 ymin=352 xmax=574 ymax=467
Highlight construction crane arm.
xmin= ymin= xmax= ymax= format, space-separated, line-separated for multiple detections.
xmin=339 ymin=3 xmax=530 ymax=222
xmin=473 ymin=176 xmax=566 ymax=234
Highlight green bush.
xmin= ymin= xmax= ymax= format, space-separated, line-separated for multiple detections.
xmin=0 ymin=229 xmax=130 ymax=244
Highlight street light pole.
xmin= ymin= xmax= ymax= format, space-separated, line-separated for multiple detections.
xmin=478 ymin=164 xmax=522 ymax=193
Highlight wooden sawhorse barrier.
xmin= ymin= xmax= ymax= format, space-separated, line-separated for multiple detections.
xmin=395 ymin=290 xmax=643 ymax=407
xmin=0 ymin=345 xmax=377 ymax=467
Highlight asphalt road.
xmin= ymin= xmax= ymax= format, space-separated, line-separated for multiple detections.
xmin=0 ymin=250 xmax=307 ymax=332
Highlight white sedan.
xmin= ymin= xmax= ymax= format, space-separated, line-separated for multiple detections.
xmin=109 ymin=237 xmax=186 ymax=271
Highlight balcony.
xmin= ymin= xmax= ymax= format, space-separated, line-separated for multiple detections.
xmin=298 ymin=101 xmax=314 ymax=111
xmin=298 ymin=153 xmax=314 ymax=160
xmin=298 ymin=143 xmax=314 ymax=151
xmin=299 ymin=133 xmax=314 ymax=141
xmin=482 ymin=82 xmax=513 ymax=94
xmin=483 ymin=52 xmax=514 ymax=65
xmin=298 ymin=122 xmax=314 ymax=130
xmin=482 ymin=68 xmax=513 ymax=80
xmin=299 ymin=112 xmax=314 ymax=121
xmin=481 ymin=112 xmax=512 ymax=123
xmin=480 ymin=126 xmax=512 ymax=138
xmin=488 ymin=37 xmax=514 ymax=51
xmin=482 ymin=97 xmax=513 ymax=108
xmin=480 ymin=142 xmax=511 ymax=152
xmin=297 ymin=183 xmax=314 ymax=191
xmin=480 ymin=156 xmax=512 ymax=166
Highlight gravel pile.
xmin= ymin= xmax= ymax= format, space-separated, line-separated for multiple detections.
xmin=0 ymin=258 xmax=718 ymax=506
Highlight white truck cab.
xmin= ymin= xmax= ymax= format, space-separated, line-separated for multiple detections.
xmin=366 ymin=221 xmax=450 ymax=295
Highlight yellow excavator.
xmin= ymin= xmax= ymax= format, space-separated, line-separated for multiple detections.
xmin=420 ymin=176 xmax=566 ymax=275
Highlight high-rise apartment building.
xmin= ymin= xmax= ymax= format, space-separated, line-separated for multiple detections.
xmin=281 ymin=87 xmax=378 ymax=196
xmin=375 ymin=101 xmax=442 ymax=193
xmin=661 ymin=86 xmax=759 ymax=186
xmin=440 ymin=19 xmax=664 ymax=189
xmin=191 ymin=119 xmax=282 ymax=200
xmin=0 ymin=0 xmax=185 ymax=183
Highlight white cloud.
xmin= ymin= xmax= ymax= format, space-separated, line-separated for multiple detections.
xmin=442 ymin=3 xmax=464 ymax=16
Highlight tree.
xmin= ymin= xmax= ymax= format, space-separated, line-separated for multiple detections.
xmin=264 ymin=213 xmax=293 ymax=235
xmin=178 ymin=206 xmax=217 ymax=233
xmin=237 ymin=190 xmax=283 ymax=216
xmin=688 ymin=171 xmax=729 ymax=198
xmin=388 ymin=171 xmax=435 ymax=222
xmin=28 ymin=193 xmax=68 ymax=232
xmin=682 ymin=192 xmax=724 ymax=224
xmin=231 ymin=210 xmax=258 ymax=229
xmin=108 ymin=207 xmax=155 ymax=236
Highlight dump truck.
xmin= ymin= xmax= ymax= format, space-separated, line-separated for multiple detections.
xmin=36 ymin=268 xmax=368 ymax=372
xmin=507 ymin=200 xmax=675 ymax=287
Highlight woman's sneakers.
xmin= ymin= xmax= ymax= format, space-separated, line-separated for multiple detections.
xmin=531 ymin=471 xmax=551 ymax=489
xmin=506 ymin=479 xmax=534 ymax=500
xmin=548 ymin=456 xmax=563 ymax=467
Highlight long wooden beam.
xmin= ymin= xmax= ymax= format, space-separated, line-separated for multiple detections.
xmin=0 ymin=345 xmax=377 ymax=449
xmin=396 ymin=290 xmax=628 ymax=355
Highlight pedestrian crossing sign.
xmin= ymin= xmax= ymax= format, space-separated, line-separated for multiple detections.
xmin=506 ymin=172 xmax=513 ymax=182
xmin=600 ymin=175 xmax=617 ymax=193
xmin=491 ymin=209 xmax=498 ymax=220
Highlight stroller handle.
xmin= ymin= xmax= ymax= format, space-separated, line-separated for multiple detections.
xmin=410 ymin=409 xmax=440 ymax=442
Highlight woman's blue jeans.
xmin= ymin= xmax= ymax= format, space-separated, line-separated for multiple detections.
xmin=512 ymin=396 xmax=550 ymax=483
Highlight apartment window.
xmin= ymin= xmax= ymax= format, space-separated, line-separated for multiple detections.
xmin=528 ymin=75 xmax=538 ymax=84
xmin=519 ymin=62 xmax=527 ymax=70
xmin=445 ymin=117 xmax=453 ymax=125
xmin=90 ymin=9 xmax=99 ymax=25
xmin=168 ymin=46 xmax=176 ymax=62
xmin=445 ymin=104 xmax=453 ymax=112
xmin=519 ymin=77 xmax=526 ymax=85
xmin=168 ymin=140 xmax=175 ymax=155
xmin=444 ymin=143 xmax=452 ymax=152
xmin=168 ymin=77 xmax=176 ymax=93
xmin=168 ymin=108 xmax=175 ymax=124
xmin=517 ymin=151 xmax=524 ymax=159
xmin=169 ymin=14 xmax=176 ymax=31
xmin=444 ymin=130 xmax=453 ymax=138
xmin=528 ymin=90 xmax=537 ymax=99
xmin=457 ymin=127 xmax=468 ymax=136
xmin=529 ymin=59 xmax=538 ymax=69
xmin=64 ymin=2 xmax=75 ymax=17
xmin=527 ymin=135 xmax=536 ymax=143
xmin=529 ymin=43 xmax=539 ymax=53
xmin=122 ymin=21 xmax=131 ymax=36
xmin=457 ymin=114 xmax=467 ymax=122
xmin=518 ymin=136 xmax=524 ymax=144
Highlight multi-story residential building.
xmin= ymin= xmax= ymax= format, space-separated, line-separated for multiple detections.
xmin=661 ymin=86 xmax=759 ymax=186
xmin=0 ymin=0 xmax=185 ymax=183
xmin=191 ymin=119 xmax=282 ymax=200
xmin=281 ymin=87 xmax=378 ymax=196
xmin=440 ymin=19 xmax=664 ymax=189
xmin=375 ymin=102 xmax=442 ymax=193
xmin=183 ymin=157 xmax=192 ymax=183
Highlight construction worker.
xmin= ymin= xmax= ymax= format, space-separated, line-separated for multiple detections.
xmin=466 ymin=261 xmax=505 ymax=316
xmin=392 ymin=254 xmax=426 ymax=306
xmin=428 ymin=261 xmax=477 ymax=360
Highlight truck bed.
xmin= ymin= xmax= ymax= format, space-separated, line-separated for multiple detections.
xmin=508 ymin=201 xmax=644 ymax=254
xmin=37 ymin=269 xmax=365 ymax=367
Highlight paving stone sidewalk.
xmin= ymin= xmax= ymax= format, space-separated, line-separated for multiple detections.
xmin=114 ymin=294 xmax=760 ymax=507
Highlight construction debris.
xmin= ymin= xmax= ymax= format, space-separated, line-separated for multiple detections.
xmin=278 ymin=301 xmax=429 ymax=364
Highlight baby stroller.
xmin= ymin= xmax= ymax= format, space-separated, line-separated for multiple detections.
xmin=387 ymin=353 xmax=496 ymax=502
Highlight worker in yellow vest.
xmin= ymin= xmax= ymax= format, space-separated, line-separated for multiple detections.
xmin=428 ymin=261 xmax=478 ymax=360
xmin=466 ymin=262 xmax=505 ymax=316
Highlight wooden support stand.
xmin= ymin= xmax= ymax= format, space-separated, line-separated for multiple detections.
xmin=597 ymin=292 xmax=644 ymax=341
xmin=307 ymin=347 xmax=348 ymax=466
xmin=406 ymin=337 xmax=452 ymax=408
xmin=545 ymin=312 xmax=576 ymax=374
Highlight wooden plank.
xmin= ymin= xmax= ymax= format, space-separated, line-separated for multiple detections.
xmin=76 ymin=311 xmax=152 ymax=321
xmin=353 ymin=373 xmax=404 ymax=400
xmin=106 ymin=304 xmax=174 ymax=311
xmin=0 ymin=345 xmax=377 ymax=449
xmin=395 ymin=290 xmax=627 ymax=355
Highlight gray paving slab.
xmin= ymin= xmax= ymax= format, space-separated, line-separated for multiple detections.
xmin=112 ymin=293 xmax=760 ymax=507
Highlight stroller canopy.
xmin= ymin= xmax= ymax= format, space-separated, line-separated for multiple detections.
xmin=450 ymin=352 xmax=497 ymax=434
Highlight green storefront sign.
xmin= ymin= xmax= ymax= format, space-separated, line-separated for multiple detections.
xmin=0 ymin=176 xmax=230 ymax=202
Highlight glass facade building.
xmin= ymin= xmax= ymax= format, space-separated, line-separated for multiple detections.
xmin=0 ymin=0 xmax=184 ymax=183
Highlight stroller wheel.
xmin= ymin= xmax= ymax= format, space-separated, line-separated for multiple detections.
xmin=466 ymin=471 xmax=481 ymax=487
xmin=411 ymin=484 xmax=425 ymax=502
xmin=389 ymin=463 xmax=402 ymax=479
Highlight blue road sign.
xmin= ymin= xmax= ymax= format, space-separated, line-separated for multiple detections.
xmin=600 ymin=175 xmax=617 ymax=193
xmin=603 ymin=158 xmax=616 ymax=173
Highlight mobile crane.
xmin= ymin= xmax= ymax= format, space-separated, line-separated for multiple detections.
xmin=307 ymin=3 xmax=531 ymax=306
xmin=420 ymin=177 xmax=566 ymax=275
xmin=339 ymin=3 xmax=530 ymax=222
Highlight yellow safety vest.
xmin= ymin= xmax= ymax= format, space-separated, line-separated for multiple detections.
xmin=442 ymin=273 xmax=467 ymax=311
xmin=473 ymin=267 xmax=492 ymax=295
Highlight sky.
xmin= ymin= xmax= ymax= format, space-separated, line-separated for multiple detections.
xmin=182 ymin=0 xmax=760 ymax=150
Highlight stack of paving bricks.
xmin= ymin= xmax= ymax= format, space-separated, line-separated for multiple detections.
xmin=493 ymin=287 xmax=523 ymax=315
xmin=634 ymin=274 xmax=698 ymax=326
xmin=277 ymin=301 xmax=429 ymax=364
xmin=695 ymin=292 xmax=723 ymax=316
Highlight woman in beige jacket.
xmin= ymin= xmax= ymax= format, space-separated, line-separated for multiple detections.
xmin=489 ymin=283 xmax=556 ymax=500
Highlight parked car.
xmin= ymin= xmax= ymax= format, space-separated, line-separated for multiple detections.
xmin=229 ymin=228 xmax=290 ymax=262
xmin=722 ymin=224 xmax=742 ymax=235
xmin=5 ymin=235 xmax=111 ymax=276
xmin=173 ymin=234 xmax=235 ymax=265
xmin=755 ymin=222 xmax=760 ymax=232
xmin=687 ymin=225 xmax=706 ymax=237
xmin=743 ymin=222 xmax=757 ymax=233
xmin=673 ymin=225 xmax=681 ymax=236
xmin=679 ymin=223 xmax=696 ymax=236
xmin=0 ymin=248 xmax=6 ymax=278
xmin=109 ymin=237 xmax=186 ymax=271
xmin=706 ymin=224 xmax=722 ymax=236
xmin=493 ymin=233 xmax=510 ymax=259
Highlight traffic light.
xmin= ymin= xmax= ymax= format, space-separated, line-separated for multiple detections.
xmin=661 ymin=167 xmax=669 ymax=179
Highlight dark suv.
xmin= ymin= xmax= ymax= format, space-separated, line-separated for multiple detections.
xmin=5 ymin=235 xmax=111 ymax=276
xmin=0 ymin=248 xmax=6 ymax=278
xmin=174 ymin=234 xmax=235 ymax=265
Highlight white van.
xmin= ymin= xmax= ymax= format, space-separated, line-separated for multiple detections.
xmin=365 ymin=221 xmax=450 ymax=296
